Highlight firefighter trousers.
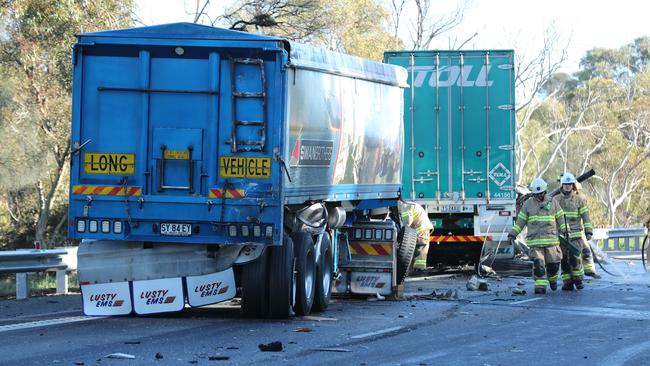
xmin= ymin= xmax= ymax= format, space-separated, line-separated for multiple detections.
xmin=581 ymin=239 xmax=597 ymax=275
xmin=560 ymin=240 xmax=583 ymax=285
xmin=413 ymin=237 xmax=429 ymax=270
xmin=529 ymin=245 xmax=562 ymax=290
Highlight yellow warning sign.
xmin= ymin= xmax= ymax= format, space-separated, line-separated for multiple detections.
xmin=219 ymin=156 xmax=271 ymax=179
xmin=84 ymin=153 xmax=135 ymax=175
xmin=163 ymin=150 xmax=190 ymax=160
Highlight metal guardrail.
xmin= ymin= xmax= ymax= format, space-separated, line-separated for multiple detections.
xmin=592 ymin=227 xmax=648 ymax=251
xmin=0 ymin=247 xmax=78 ymax=300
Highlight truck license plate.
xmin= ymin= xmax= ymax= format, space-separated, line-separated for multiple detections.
xmin=160 ymin=223 xmax=192 ymax=236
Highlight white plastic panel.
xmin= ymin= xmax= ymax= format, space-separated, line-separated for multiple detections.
xmin=350 ymin=271 xmax=392 ymax=296
xmin=81 ymin=281 xmax=132 ymax=316
xmin=132 ymin=277 xmax=184 ymax=314
xmin=186 ymin=268 xmax=236 ymax=307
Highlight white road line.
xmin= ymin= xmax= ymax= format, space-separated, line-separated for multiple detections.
xmin=0 ymin=316 xmax=104 ymax=333
xmin=511 ymin=297 xmax=543 ymax=305
xmin=350 ymin=326 xmax=404 ymax=340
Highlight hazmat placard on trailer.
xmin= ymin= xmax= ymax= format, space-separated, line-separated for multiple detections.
xmin=84 ymin=153 xmax=135 ymax=175
xmin=219 ymin=156 xmax=271 ymax=178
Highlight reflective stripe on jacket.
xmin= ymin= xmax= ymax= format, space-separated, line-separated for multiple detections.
xmin=509 ymin=195 xmax=566 ymax=246
xmin=553 ymin=191 xmax=593 ymax=238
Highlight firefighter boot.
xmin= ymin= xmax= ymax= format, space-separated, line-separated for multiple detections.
xmin=562 ymin=281 xmax=574 ymax=291
xmin=534 ymin=287 xmax=546 ymax=295
xmin=574 ymin=279 xmax=584 ymax=290
xmin=549 ymin=282 xmax=558 ymax=291
xmin=585 ymin=272 xmax=602 ymax=279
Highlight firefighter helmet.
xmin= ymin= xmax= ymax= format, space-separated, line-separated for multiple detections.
xmin=560 ymin=172 xmax=577 ymax=185
xmin=529 ymin=178 xmax=547 ymax=193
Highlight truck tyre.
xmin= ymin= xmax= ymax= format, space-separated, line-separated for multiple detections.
xmin=241 ymin=248 xmax=269 ymax=318
xmin=313 ymin=232 xmax=333 ymax=312
xmin=292 ymin=231 xmax=316 ymax=316
xmin=267 ymin=234 xmax=295 ymax=319
xmin=396 ymin=226 xmax=417 ymax=284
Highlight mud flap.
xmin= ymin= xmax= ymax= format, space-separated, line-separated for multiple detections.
xmin=350 ymin=272 xmax=392 ymax=296
xmin=81 ymin=281 xmax=132 ymax=316
xmin=186 ymin=268 xmax=236 ymax=307
xmin=132 ymin=277 xmax=185 ymax=315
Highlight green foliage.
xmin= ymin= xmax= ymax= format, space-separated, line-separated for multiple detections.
xmin=0 ymin=0 xmax=135 ymax=248
xmin=518 ymin=38 xmax=650 ymax=227
xmin=221 ymin=0 xmax=399 ymax=60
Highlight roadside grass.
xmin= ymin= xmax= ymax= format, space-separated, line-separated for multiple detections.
xmin=0 ymin=272 xmax=79 ymax=298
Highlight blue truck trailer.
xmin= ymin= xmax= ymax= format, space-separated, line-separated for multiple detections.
xmin=384 ymin=50 xmax=517 ymax=267
xmin=69 ymin=23 xmax=409 ymax=318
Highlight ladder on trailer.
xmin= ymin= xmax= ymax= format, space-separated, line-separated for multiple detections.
xmin=227 ymin=58 xmax=267 ymax=152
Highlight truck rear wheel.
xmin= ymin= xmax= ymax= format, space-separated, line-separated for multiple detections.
xmin=396 ymin=226 xmax=417 ymax=284
xmin=292 ymin=231 xmax=316 ymax=316
xmin=241 ymin=248 xmax=269 ymax=318
xmin=313 ymin=232 xmax=333 ymax=312
xmin=267 ymin=234 xmax=295 ymax=318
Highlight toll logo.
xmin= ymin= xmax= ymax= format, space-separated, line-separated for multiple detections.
xmin=89 ymin=293 xmax=125 ymax=308
xmin=194 ymin=282 xmax=229 ymax=298
xmin=410 ymin=65 xmax=493 ymax=88
xmin=140 ymin=290 xmax=176 ymax=305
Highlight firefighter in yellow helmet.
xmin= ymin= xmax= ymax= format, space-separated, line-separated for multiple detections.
xmin=553 ymin=173 xmax=591 ymax=290
xmin=398 ymin=200 xmax=433 ymax=272
xmin=508 ymin=178 xmax=566 ymax=294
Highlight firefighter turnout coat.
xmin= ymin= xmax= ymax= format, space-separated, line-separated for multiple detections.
xmin=509 ymin=195 xmax=567 ymax=246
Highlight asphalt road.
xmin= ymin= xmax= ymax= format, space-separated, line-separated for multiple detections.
xmin=1 ymin=254 xmax=649 ymax=366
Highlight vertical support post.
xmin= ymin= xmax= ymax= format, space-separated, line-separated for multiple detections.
xmin=409 ymin=53 xmax=416 ymax=200
xmin=459 ymin=53 xmax=466 ymax=202
xmin=56 ymin=270 xmax=68 ymax=295
xmin=484 ymin=52 xmax=491 ymax=203
xmin=16 ymin=273 xmax=28 ymax=300
xmin=435 ymin=53 xmax=441 ymax=203
xmin=139 ymin=50 xmax=151 ymax=194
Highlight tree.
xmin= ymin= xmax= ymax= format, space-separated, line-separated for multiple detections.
xmin=518 ymin=38 xmax=650 ymax=227
xmin=0 ymin=0 xmax=135 ymax=248
xmin=219 ymin=0 xmax=398 ymax=60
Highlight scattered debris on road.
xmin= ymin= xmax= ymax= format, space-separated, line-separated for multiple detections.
xmin=124 ymin=341 xmax=141 ymax=345
xmin=258 ymin=341 xmax=283 ymax=352
xmin=466 ymin=275 xmax=491 ymax=291
xmin=296 ymin=315 xmax=338 ymax=322
xmin=295 ymin=327 xmax=312 ymax=333
xmin=312 ymin=348 xmax=352 ymax=352
xmin=104 ymin=353 xmax=135 ymax=359
xmin=208 ymin=356 xmax=230 ymax=361
xmin=155 ymin=352 xmax=163 ymax=360
xmin=512 ymin=287 xmax=526 ymax=295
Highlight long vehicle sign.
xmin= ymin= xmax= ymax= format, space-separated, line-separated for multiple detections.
xmin=84 ymin=153 xmax=135 ymax=175
xmin=219 ymin=156 xmax=271 ymax=179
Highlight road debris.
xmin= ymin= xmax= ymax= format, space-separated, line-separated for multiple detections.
xmin=467 ymin=275 xmax=490 ymax=291
xmin=155 ymin=352 xmax=163 ymax=360
xmin=296 ymin=315 xmax=337 ymax=321
xmin=312 ymin=348 xmax=352 ymax=352
xmin=208 ymin=356 xmax=230 ymax=361
xmin=517 ymin=280 xmax=526 ymax=286
xmin=512 ymin=287 xmax=526 ymax=295
xmin=104 ymin=353 xmax=135 ymax=359
xmin=295 ymin=327 xmax=312 ymax=333
xmin=258 ymin=341 xmax=283 ymax=352
xmin=124 ymin=341 xmax=141 ymax=345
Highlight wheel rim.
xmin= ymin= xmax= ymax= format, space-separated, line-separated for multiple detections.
xmin=305 ymin=248 xmax=315 ymax=300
